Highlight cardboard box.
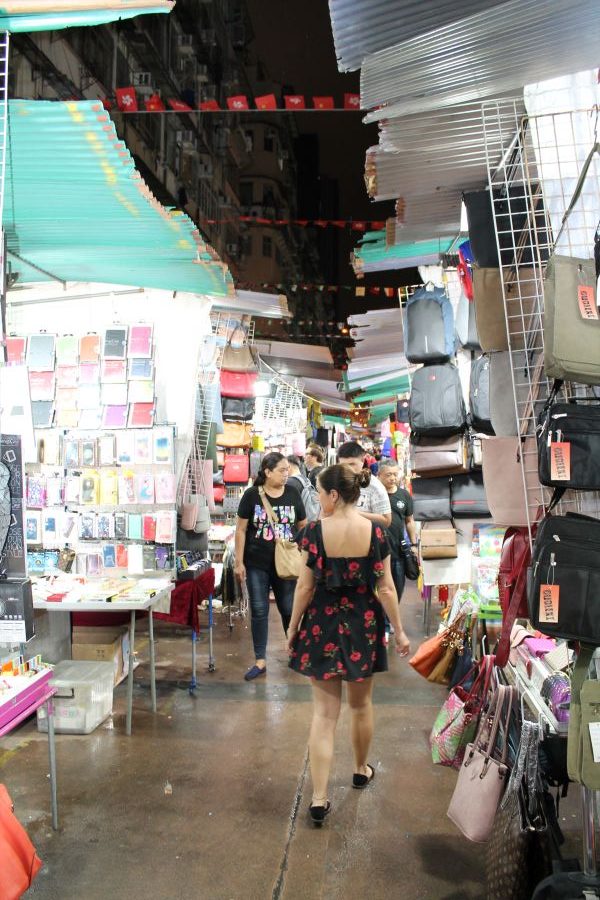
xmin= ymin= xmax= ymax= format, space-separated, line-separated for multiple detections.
xmin=420 ymin=521 xmax=458 ymax=560
xmin=72 ymin=627 xmax=129 ymax=685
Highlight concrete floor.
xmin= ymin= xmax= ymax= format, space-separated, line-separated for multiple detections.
xmin=0 ymin=583 xmax=585 ymax=900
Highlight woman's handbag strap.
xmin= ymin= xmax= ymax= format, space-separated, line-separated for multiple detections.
xmin=553 ymin=142 xmax=600 ymax=249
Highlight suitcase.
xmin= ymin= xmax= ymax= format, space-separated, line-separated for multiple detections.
xmin=409 ymin=363 xmax=466 ymax=438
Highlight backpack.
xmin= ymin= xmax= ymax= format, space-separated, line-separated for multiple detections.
xmin=409 ymin=363 xmax=466 ymax=438
xmin=295 ymin=472 xmax=320 ymax=522
xmin=405 ymin=286 xmax=455 ymax=363
xmin=469 ymin=355 xmax=493 ymax=434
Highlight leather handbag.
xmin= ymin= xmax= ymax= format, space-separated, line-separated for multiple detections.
xmin=213 ymin=484 xmax=226 ymax=504
xmin=450 ymin=471 xmax=490 ymax=518
xmin=528 ymin=511 xmax=600 ymax=644
xmin=180 ymin=500 xmax=198 ymax=530
xmin=223 ymin=454 xmax=250 ymax=484
xmin=409 ymin=615 xmax=466 ymax=679
xmin=221 ymin=397 xmax=255 ymax=422
xmin=430 ymin=655 xmax=495 ymax=769
xmin=216 ymin=422 xmax=252 ymax=449
xmin=485 ymin=725 xmax=553 ymax=900
xmin=221 ymin=342 xmax=257 ymax=373
xmin=220 ymin=370 xmax=257 ymax=399
xmin=544 ymin=143 xmax=600 ymax=386
xmin=473 ymin=268 xmax=537 ymax=354
xmin=410 ymin=435 xmax=469 ymax=478
xmin=495 ymin=526 xmax=534 ymax=667
xmin=400 ymin=540 xmax=419 ymax=580
xmin=447 ymin=685 xmax=514 ymax=843
xmin=0 ymin=784 xmax=43 ymax=900
xmin=537 ymin=380 xmax=600 ymax=490
xmin=481 ymin=436 xmax=541 ymax=526
xmin=567 ymin=644 xmax=600 ymax=789
xmin=259 ymin=488 xmax=302 ymax=580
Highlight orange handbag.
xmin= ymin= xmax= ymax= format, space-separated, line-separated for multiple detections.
xmin=0 ymin=784 xmax=43 ymax=900
xmin=409 ymin=615 xmax=466 ymax=679
xmin=216 ymin=422 xmax=252 ymax=448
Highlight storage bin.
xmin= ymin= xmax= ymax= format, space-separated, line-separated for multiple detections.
xmin=37 ymin=660 xmax=114 ymax=734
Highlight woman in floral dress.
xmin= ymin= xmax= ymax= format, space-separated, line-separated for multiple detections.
xmin=288 ymin=464 xmax=411 ymax=826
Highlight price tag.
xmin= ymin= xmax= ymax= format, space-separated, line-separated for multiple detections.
xmin=550 ymin=441 xmax=571 ymax=481
xmin=539 ymin=583 xmax=559 ymax=624
xmin=578 ymin=284 xmax=598 ymax=319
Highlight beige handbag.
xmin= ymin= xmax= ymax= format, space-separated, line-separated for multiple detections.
xmin=411 ymin=435 xmax=469 ymax=477
xmin=221 ymin=342 xmax=257 ymax=373
xmin=481 ymin=436 xmax=542 ymax=526
xmin=259 ymin=488 xmax=302 ymax=580
xmin=473 ymin=268 xmax=537 ymax=353
xmin=216 ymin=421 xmax=252 ymax=448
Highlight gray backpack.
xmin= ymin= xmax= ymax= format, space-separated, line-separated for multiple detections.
xmin=409 ymin=363 xmax=466 ymax=438
xmin=405 ymin=287 xmax=455 ymax=363
xmin=469 ymin=355 xmax=493 ymax=434
xmin=296 ymin=472 xmax=321 ymax=522
xmin=455 ymin=289 xmax=481 ymax=351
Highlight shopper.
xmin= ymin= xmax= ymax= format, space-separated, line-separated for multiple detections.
xmin=305 ymin=444 xmax=326 ymax=487
xmin=378 ymin=458 xmax=417 ymax=604
xmin=235 ymin=452 xmax=307 ymax=681
xmin=337 ymin=441 xmax=391 ymax=527
xmin=286 ymin=455 xmax=321 ymax=522
xmin=288 ymin=464 xmax=410 ymax=826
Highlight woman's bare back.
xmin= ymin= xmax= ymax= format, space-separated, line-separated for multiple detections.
xmin=320 ymin=513 xmax=373 ymax=559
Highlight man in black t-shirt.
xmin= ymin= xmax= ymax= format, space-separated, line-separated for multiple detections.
xmin=378 ymin=458 xmax=417 ymax=603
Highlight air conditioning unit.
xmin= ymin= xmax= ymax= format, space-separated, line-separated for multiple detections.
xmin=176 ymin=130 xmax=197 ymax=150
xmin=177 ymin=34 xmax=194 ymax=54
xmin=226 ymin=243 xmax=239 ymax=256
xmin=132 ymin=71 xmax=152 ymax=87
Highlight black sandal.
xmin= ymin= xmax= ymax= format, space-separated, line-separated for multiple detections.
xmin=352 ymin=764 xmax=375 ymax=789
xmin=309 ymin=801 xmax=331 ymax=826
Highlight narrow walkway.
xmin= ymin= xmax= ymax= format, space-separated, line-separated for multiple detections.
xmin=1 ymin=585 xmax=581 ymax=899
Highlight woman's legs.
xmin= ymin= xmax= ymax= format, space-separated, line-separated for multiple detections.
xmin=271 ymin=570 xmax=295 ymax=635
xmin=309 ymin=677 xmax=342 ymax=804
xmin=244 ymin=567 xmax=271 ymax=666
xmin=347 ymin=678 xmax=375 ymax=775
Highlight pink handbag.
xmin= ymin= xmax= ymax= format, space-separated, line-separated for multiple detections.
xmin=220 ymin=370 xmax=257 ymax=399
xmin=430 ymin=655 xmax=495 ymax=769
xmin=447 ymin=685 xmax=514 ymax=843
xmin=481 ymin=436 xmax=542 ymax=526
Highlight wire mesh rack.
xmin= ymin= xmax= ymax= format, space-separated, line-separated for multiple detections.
xmin=481 ymin=99 xmax=600 ymax=540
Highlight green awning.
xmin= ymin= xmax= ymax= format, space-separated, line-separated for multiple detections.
xmin=369 ymin=403 xmax=395 ymax=425
xmin=5 ymin=100 xmax=233 ymax=297
xmin=352 ymin=374 xmax=410 ymax=403
xmin=353 ymin=232 xmax=454 ymax=272
xmin=0 ymin=2 xmax=172 ymax=32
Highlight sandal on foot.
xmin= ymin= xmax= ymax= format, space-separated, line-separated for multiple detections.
xmin=244 ymin=665 xmax=266 ymax=681
xmin=309 ymin=801 xmax=331 ymax=826
xmin=352 ymin=764 xmax=375 ymax=789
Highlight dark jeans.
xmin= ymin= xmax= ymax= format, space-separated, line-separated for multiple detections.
xmin=245 ymin=565 xmax=296 ymax=660
xmin=391 ymin=556 xmax=406 ymax=602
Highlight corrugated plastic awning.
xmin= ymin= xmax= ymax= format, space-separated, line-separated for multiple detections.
xmin=360 ymin=0 xmax=600 ymax=120
xmin=5 ymin=100 xmax=233 ymax=297
xmin=353 ymin=232 xmax=453 ymax=273
xmin=0 ymin=1 xmax=172 ymax=31
xmin=328 ymin=0 xmax=507 ymax=73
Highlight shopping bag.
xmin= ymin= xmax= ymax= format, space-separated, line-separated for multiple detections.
xmin=430 ymin=655 xmax=495 ymax=769
xmin=0 ymin=785 xmax=43 ymax=900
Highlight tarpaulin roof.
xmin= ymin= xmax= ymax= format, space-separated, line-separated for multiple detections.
xmin=0 ymin=1 xmax=173 ymax=32
xmin=353 ymin=232 xmax=454 ymax=274
xmin=5 ymin=100 xmax=234 ymax=297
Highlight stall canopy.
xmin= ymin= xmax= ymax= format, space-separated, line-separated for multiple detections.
xmin=4 ymin=100 xmax=234 ymax=297
xmin=353 ymin=233 xmax=454 ymax=274
xmin=0 ymin=1 xmax=173 ymax=32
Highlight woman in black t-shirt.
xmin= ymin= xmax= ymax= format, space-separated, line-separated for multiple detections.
xmin=235 ymin=452 xmax=307 ymax=681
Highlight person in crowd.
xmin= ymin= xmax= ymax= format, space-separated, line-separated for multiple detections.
xmin=235 ymin=452 xmax=307 ymax=681
xmin=287 ymin=464 xmax=410 ymax=826
xmin=377 ymin=458 xmax=417 ymax=605
xmin=305 ymin=444 xmax=326 ymax=487
xmin=286 ymin=455 xmax=321 ymax=521
xmin=337 ymin=441 xmax=391 ymax=527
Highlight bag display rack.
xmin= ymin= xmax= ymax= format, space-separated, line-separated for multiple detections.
xmin=482 ymin=98 xmax=600 ymax=893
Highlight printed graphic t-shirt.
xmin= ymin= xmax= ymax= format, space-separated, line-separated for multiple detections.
xmin=386 ymin=487 xmax=414 ymax=559
xmin=237 ymin=485 xmax=306 ymax=572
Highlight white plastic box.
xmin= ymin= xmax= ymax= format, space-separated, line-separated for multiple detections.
xmin=37 ymin=660 xmax=114 ymax=734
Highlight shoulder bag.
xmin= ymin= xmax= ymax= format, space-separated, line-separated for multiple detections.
xmin=216 ymin=421 xmax=252 ymax=449
xmin=259 ymin=488 xmax=302 ymax=580
xmin=537 ymin=379 xmax=600 ymax=490
xmin=220 ymin=370 xmax=257 ymax=399
xmin=447 ymin=685 xmax=514 ymax=843
xmin=410 ymin=434 xmax=469 ymax=478
xmin=409 ymin=614 xmax=466 ymax=680
xmin=221 ymin=341 xmax=257 ymax=373
xmin=0 ymin=784 xmax=43 ymax=900
xmin=223 ymin=454 xmax=249 ymax=484
xmin=221 ymin=397 xmax=255 ymax=422
xmin=567 ymin=644 xmax=600 ymax=789
xmin=543 ymin=142 xmax=600 ymax=385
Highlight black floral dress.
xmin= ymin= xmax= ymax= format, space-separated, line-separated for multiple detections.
xmin=288 ymin=520 xmax=390 ymax=682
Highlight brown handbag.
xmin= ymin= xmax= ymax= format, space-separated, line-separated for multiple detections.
xmin=259 ymin=488 xmax=302 ymax=580
xmin=473 ymin=267 xmax=537 ymax=353
xmin=409 ymin=615 xmax=466 ymax=679
xmin=481 ymin=436 xmax=542 ymax=527
xmin=216 ymin=421 xmax=252 ymax=448
xmin=221 ymin=342 xmax=257 ymax=373
xmin=411 ymin=435 xmax=469 ymax=477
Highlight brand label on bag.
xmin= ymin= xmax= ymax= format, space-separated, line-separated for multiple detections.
xmin=588 ymin=722 xmax=600 ymax=763
xmin=578 ymin=284 xmax=598 ymax=319
xmin=550 ymin=442 xmax=571 ymax=481
xmin=539 ymin=584 xmax=559 ymax=624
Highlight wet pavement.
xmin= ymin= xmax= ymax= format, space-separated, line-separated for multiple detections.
xmin=1 ymin=583 xmax=583 ymax=899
